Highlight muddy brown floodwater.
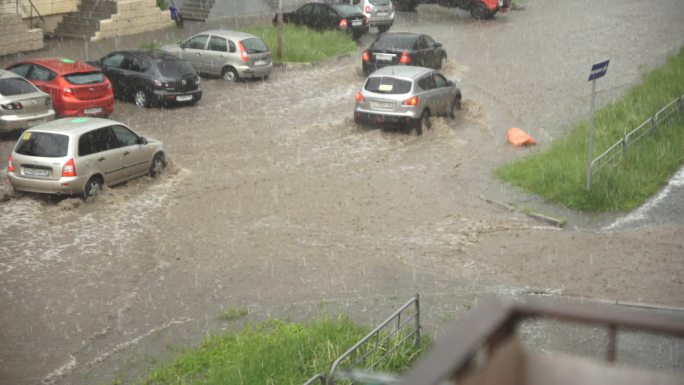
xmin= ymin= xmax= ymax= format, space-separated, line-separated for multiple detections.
xmin=1 ymin=0 xmax=683 ymax=384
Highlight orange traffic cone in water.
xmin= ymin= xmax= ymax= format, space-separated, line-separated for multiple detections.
xmin=507 ymin=127 xmax=536 ymax=147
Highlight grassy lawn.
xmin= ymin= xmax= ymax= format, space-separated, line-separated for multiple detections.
xmin=242 ymin=25 xmax=358 ymax=63
xmin=137 ymin=316 xmax=430 ymax=385
xmin=141 ymin=25 xmax=358 ymax=63
xmin=496 ymin=48 xmax=684 ymax=211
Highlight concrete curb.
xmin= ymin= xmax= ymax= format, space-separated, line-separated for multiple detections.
xmin=274 ymin=53 xmax=354 ymax=70
xmin=479 ymin=195 xmax=567 ymax=228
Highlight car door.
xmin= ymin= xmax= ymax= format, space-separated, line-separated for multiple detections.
xmin=417 ymin=74 xmax=439 ymax=113
xmin=415 ymin=35 xmax=436 ymax=68
xmin=78 ymin=127 xmax=126 ymax=185
xmin=423 ymin=35 xmax=441 ymax=68
xmin=319 ymin=4 xmax=338 ymax=30
xmin=296 ymin=3 xmax=315 ymax=27
xmin=180 ymin=34 xmax=209 ymax=73
xmin=431 ymin=72 xmax=451 ymax=114
xmin=110 ymin=124 xmax=149 ymax=178
xmin=101 ymin=52 xmax=127 ymax=98
xmin=205 ymin=35 xmax=230 ymax=76
xmin=22 ymin=64 xmax=59 ymax=103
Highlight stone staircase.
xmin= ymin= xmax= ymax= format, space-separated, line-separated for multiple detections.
xmin=54 ymin=0 xmax=172 ymax=41
xmin=178 ymin=0 xmax=214 ymax=21
xmin=0 ymin=12 xmax=44 ymax=56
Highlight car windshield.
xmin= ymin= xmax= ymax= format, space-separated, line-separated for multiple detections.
xmin=64 ymin=71 xmax=106 ymax=85
xmin=0 ymin=77 xmax=38 ymax=96
xmin=156 ymin=59 xmax=196 ymax=77
xmin=15 ymin=132 xmax=69 ymax=158
xmin=241 ymin=38 xmax=269 ymax=54
xmin=334 ymin=4 xmax=362 ymax=16
xmin=370 ymin=0 xmax=391 ymax=5
xmin=373 ymin=35 xmax=417 ymax=50
xmin=364 ymin=76 xmax=412 ymax=94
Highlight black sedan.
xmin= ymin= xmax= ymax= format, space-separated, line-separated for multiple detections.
xmin=89 ymin=50 xmax=202 ymax=108
xmin=273 ymin=2 xmax=369 ymax=39
xmin=362 ymin=32 xmax=447 ymax=75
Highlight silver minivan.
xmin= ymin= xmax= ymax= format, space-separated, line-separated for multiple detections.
xmin=8 ymin=117 xmax=165 ymax=198
xmin=161 ymin=30 xmax=272 ymax=81
xmin=348 ymin=0 xmax=394 ymax=32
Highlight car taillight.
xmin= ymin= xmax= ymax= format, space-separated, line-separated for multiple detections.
xmin=339 ymin=19 xmax=348 ymax=29
xmin=238 ymin=42 xmax=249 ymax=63
xmin=362 ymin=50 xmax=370 ymax=62
xmin=399 ymin=52 xmax=411 ymax=64
xmin=8 ymin=155 xmax=14 ymax=173
xmin=62 ymin=158 xmax=76 ymax=177
xmin=403 ymin=96 xmax=419 ymax=106
xmin=1 ymin=102 xmax=22 ymax=110
xmin=355 ymin=91 xmax=365 ymax=102
xmin=364 ymin=5 xmax=371 ymax=13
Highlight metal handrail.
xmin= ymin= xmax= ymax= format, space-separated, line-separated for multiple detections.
xmin=590 ymin=94 xmax=683 ymax=177
xmin=327 ymin=294 xmax=420 ymax=385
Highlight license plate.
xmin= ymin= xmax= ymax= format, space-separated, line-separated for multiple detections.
xmin=352 ymin=19 xmax=362 ymax=26
xmin=84 ymin=107 xmax=102 ymax=115
xmin=375 ymin=53 xmax=394 ymax=62
xmin=370 ymin=101 xmax=393 ymax=110
xmin=23 ymin=167 xmax=49 ymax=177
xmin=176 ymin=95 xmax=193 ymax=102
xmin=254 ymin=60 xmax=268 ymax=66
xmin=377 ymin=11 xmax=388 ymax=16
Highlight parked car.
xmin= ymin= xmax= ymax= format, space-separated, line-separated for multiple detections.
xmin=89 ymin=50 xmax=201 ymax=108
xmin=0 ymin=69 xmax=55 ymax=133
xmin=7 ymin=117 xmax=165 ymax=199
xmin=274 ymin=1 xmax=369 ymax=39
xmin=362 ymin=32 xmax=447 ymax=75
xmin=161 ymin=30 xmax=272 ymax=82
xmin=342 ymin=0 xmax=394 ymax=32
xmin=354 ymin=66 xmax=461 ymax=135
xmin=5 ymin=58 xmax=114 ymax=118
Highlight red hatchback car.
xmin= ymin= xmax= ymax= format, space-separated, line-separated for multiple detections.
xmin=6 ymin=58 xmax=114 ymax=118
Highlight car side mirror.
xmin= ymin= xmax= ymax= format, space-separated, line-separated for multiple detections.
xmin=435 ymin=42 xmax=442 ymax=48
xmin=139 ymin=136 xmax=148 ymax=145
xmin=179 ymin=42 xmax=186 ymax=49
xmin=448 ymin=80 xmax=455 ymax=87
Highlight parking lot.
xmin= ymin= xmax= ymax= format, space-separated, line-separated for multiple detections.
xmin=1 ymin=1 xmax=683 ymax=384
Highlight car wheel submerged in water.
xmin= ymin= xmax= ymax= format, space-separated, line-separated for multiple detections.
xmin=135 ymin=89 xmax=150 ymax=108
xmin=83 ymin=176 xmax=102 ymax=201
xmin=415 ymin=110 xmax=430 ymax=136
xmin=222 ymin=67 xmax=239 ymax=82
xmin=149 ymin=152 xmax=165 ymax=177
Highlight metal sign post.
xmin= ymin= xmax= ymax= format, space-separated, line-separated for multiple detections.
xmin=586 ymin=59 xmax=610 ymax=191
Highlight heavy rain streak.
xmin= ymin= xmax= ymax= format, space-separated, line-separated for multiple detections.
xmin=0 ymin=0 xmax=683 ymax=384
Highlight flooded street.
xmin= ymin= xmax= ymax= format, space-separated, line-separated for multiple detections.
xmin=1 ymin=0 xmax=683 ymax=384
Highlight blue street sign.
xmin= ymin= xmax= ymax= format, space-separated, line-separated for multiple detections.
xmin=588 ymin=60 xmax=610 ymax=81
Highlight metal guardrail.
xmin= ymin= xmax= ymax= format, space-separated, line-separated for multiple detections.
xmin=591 ymin=94 xmax=684 ymax=177
xmin=393 ymin=298 xmax=684 ymax=385
xmin=302 ymin=295 xmax=421 ymax=385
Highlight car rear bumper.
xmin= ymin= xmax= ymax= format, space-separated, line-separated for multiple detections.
xmin=0 ymin=109 xmax=55 ymax=133
xmin=237 ymin=63 xmax=272 ymax=79
xmin=354 ymin=110 xmax=419 ymax=127
xmin=8 ymin=173 xmax=87 ymax=196
xmin=152 ymin=89 xmax=202 ymax=104
xmin=58 ymin=96 xmax=115 ymax=117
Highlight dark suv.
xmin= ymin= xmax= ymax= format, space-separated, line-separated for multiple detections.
xmin=90 ymin=50 xmax=201 ymax=108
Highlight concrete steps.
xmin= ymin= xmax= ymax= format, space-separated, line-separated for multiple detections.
xmin=54 ymin=0 xmax=173 ymax=42
xmin=178 ymin=0 xmax=215 ymax=21
xmin=0 ymin=13 xmax=44 ymax=56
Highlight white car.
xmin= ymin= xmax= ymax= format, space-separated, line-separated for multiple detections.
xmin=346 ymin=0 xmax=395 ymax=32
